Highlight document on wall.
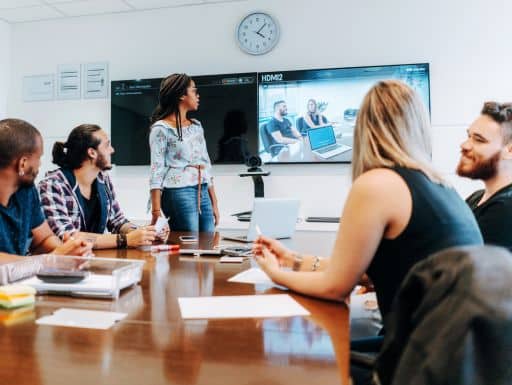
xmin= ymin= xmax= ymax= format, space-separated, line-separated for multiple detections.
xmin=23 ymin=74 xmax=54 ymax=102
xmin=228 ymin=267 xmax=287 ymax=290
xmin=84 ymin=62 xmax=108 ymax=99
xmin=57 ymin=64 xmax=81 ymax=100
xmin=36 ymin=308 xmax=127 ymax=329
xmin=178 ymin=294 xmax=310 ymax=319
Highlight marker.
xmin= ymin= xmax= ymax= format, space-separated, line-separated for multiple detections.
xmin=255 ymin=224 xmax=262 ymax=237
xmin=151 ymin=244 xmax=180 ymax=252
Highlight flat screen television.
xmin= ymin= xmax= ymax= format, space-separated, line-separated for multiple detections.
xmin=111 ymin=72 xmax=258 ymax=165
xmin=257 ymin=63 xmax=431 ymax=164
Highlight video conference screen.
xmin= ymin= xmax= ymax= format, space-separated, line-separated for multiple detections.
xmin=111 ymin=64 xmax=430 ymax=166
xmin=111 ymin=73 xmax=258 ymax=165
xmin=258 ymin=63 xmax=430 ymax=164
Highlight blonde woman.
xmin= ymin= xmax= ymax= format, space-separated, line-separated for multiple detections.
xmin=253 ymin=80 xmax=483 ymax=320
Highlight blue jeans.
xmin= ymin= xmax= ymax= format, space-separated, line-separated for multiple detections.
xmin=161 ymin=184 xmax=215 ymax=232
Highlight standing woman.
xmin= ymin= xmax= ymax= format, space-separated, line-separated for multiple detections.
xmin=149 ymin=74 xmax=219 ymax=232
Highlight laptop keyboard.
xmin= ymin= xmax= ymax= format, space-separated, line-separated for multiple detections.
xmin=317 ymin=144 xmax=342 ymax=154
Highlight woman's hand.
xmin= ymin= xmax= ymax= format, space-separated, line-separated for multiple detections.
xmin=53 ymin=233 xmax=93 ymax=257
xmin=212 ymin=204 xmax=220 ymax=226
xmin=254 ymin=247 xmax=281 ymax=277
xmin=252 ymin=235 xmax=295 ymax=268
xmin=126 ymin=226 xmax=157 ymax=247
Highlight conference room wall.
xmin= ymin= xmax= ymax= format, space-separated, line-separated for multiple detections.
xmin=7 ymin=0 xmax=501 ymax=220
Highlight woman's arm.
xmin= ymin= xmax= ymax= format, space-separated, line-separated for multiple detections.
xmin=149 ymin=125 xmax=169 ymax=225
xmin=256 ymin=168 xmax=411 ymax=300
xmin=207 ymin=184 xmax=220 ymax=226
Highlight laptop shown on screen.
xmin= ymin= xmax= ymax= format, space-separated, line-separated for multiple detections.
xmin=223 ymin=198 xmax=300 ymax=243
xmin=307 ymin=125 xmax=351 ymax=159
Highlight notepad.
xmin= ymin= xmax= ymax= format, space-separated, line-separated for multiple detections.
xmin=178 ymin=294 xmax=309 ymax=319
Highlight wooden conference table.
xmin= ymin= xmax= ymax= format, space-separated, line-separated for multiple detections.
xmin=0 ymin=230 xmax=349 ymax=385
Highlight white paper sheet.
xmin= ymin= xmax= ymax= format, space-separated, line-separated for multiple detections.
xmin=219 ymin=256 xmax=244 ymax=263
xmin=227 ymin=267 xmax=287 ymax=290
xmin=36 ymin=308 xmax=127 ymax=330
xmin=178 ymin=294 xmax=310 ymax=319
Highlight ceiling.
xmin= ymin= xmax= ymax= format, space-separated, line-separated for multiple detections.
xmin=0 ymin=0 xmax=246 ymax=23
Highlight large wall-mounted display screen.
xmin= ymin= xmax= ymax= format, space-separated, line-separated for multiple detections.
xmin=258 ymin=63 xmax=430 ymax=163
xmin=111 ymin=72 xmax=258 ymax=165
xmin=111 ymin=64 xmax=430 ymax=165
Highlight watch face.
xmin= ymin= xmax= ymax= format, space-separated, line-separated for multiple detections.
xmin=237 ymin=12 xmax=279 ymax=55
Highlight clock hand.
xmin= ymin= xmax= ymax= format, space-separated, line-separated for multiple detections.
xmin=257 ymin=23 xmax=267 ymax=34
xmin=256 ymin=31 xmax=265 ymax=38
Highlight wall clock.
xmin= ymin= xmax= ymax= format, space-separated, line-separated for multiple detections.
xmin=236 ymin=12 xmax=280 ymax=55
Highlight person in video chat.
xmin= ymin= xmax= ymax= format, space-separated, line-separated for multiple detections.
xmin=253 ymin=81 xmax=482 ymax=324
xmin=456 ymin=102 xmax=512 ymax=251
xmin=303 ymin=99 xmax=329 ymax=129
xmin=149 ymin=73 xmax=220 ymax=232
xmin=0 ymin=118 xmax=92 ymax=260
xmin=38 ymin=124 xmax=157 ymax=249
xmin=267 ymin=100 xmax=301 ymax=144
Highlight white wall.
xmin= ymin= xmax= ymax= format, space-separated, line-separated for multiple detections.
xmin=0 ymin=20 xmax=10 ymax=118
xmin=8 ymin=0 xmax=502 ymax=221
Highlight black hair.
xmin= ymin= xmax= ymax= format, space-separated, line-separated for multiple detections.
xmin=273 ymin=100 xmax=286 ymax=111
xmin=52 ymin=124 xmax=102 ymax=170
xmin=150 ymin=73 xmax=193 ymax=141
xmin=0 ymin=118 xmax=41 ymax=169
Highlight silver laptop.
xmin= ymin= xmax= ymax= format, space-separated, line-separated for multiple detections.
xmin=308 ymin=125 xmax=351 ymax=159
xmin=223 ymin=198 xmax=300 ymax=243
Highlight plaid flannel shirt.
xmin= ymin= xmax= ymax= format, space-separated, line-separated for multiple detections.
xmin=38 ymin=168 xmax=129 ymax=238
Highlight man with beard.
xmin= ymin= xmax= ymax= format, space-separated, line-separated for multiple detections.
xmin=39 ymin=124 xmax=156 ymax=249
xmin=267 ymin=100 xmax=302 ymax=144
xmin=456 ymin=102 xmax=512 ymax=251
xmin=0 ymin=119 xmax=92 ymax=259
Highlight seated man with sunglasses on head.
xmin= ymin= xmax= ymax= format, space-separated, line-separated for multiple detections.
xmin=457 ymin=102 xmax=512 ymax=251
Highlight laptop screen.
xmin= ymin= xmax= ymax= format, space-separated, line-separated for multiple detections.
xmin=308 ymin=125 xmax=336 ymax=150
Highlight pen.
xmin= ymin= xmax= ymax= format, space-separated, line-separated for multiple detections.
xmin=151 ymin=244 xmax=180 ymax=252
xmin=255 ymin=224 xmax=262 ymax=237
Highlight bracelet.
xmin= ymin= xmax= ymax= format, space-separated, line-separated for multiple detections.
xmin=151 ymin=210 xmax=161 ymax=214
xmin=292 ymin=253 xmax=304 ymax=271
xmin=312 ymin=256 xmax=321 ymax=271
xmin=116 ymin=233 xmax=128 ymax=249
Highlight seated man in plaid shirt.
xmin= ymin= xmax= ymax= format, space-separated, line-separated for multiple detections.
xmin=39 ymin=124 xmax=156 ymax=249
xmin=0 ymin=118 xmax=91 ymax=259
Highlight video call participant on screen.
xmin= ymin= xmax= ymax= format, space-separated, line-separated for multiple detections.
xmin=268 ymin=100 xmax=302 ymax=144
xmin=149 ymin=73 xmax=220 ymax=232
xmin=0 ymin=119 xmax=92 ymax=260
xmin=298 ymin=99 xmax=329 ymax=134
xmin=456 ymin=102 xmax=512 ymax=251
xmin=38 ymin=124 xmax=156 ymax=249
xmin=253 ymin=80 xmax=482 ymax=323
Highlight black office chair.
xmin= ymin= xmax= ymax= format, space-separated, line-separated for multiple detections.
xmin=355 ymin=245 xmax=512 ymax=385
xmin=296 ymin=116 xmax=309 ymax=136
xmin=259 ymin=123 xmax=287 ymax=159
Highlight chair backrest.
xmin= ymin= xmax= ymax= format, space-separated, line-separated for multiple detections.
xmin=259 ymin=123 xmax=281 ymax=157
xmin=296 ymin=116 xmax=307 ymax=136
xmin=375 ymin=245 xmax=512 ymax=385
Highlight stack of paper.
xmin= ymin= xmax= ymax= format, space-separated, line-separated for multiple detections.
xmin=178 ymin=294 xmax=310 ymax=319
xmin=36 ymin=308 xmax=127 ymax=330
xmin=227 ymin=267 xmax=287 ymax=290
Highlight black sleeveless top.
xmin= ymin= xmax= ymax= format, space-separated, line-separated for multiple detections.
xmin=366 ymin=167 xmax=483 ymax=320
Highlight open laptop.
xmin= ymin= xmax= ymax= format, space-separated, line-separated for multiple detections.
xmin=222 ymin=198 xmax=300 ymax=243
xmin=308 ymin=125 xmax=352 ymax=159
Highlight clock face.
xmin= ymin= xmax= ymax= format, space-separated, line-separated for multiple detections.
xmin=236 ymin=12 xmax=279 ymax=55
